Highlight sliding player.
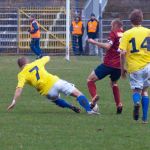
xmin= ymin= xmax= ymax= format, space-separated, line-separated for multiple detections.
xmin=87 ymin=18 xmax=123 ymax=114
xmin=7 ymin=56 xmax=98 ymax=115
xmin=120 ymin=9 xmax=150 ymax=123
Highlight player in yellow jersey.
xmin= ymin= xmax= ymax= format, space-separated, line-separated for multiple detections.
xmin=119 ymin=9 xmax=150 ymax=123
xmin=7 ymin=56 xmax=98 ymax=114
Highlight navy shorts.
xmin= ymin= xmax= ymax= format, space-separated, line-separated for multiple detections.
xmin=94 ymin=64 xmax=121 ymax=81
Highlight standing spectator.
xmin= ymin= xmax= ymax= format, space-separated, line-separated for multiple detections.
xmin=70 ymin=16 xmax=84 ymax=55
xmin=87 ymin=13 xmax=99 ymax=55
xmin=28 ymin=15 xmax=43 ymax=59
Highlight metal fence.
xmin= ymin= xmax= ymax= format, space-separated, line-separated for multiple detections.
xmin=0 ymin=7 xmax=67 ymax=55
xmin=0 ymin=8 xmax=18 ymax=53
xmin=0 ymin=0 xmax=109 ymax=55
xmin=18 ymin=7 xmax=66 ymax=54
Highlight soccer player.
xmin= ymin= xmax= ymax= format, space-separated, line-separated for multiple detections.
xmin=87 ymin=18 xmax=123 ymax=114
xmin=7 ymin=56 xmax=98 ymax=115
xmin=28 ymin=15 xmax=43 ymax=59
xmin=119 ymin=9 xmax=150 ymax=123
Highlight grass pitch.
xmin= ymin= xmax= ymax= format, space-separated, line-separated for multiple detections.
xmin=0 ymin=56 xmax=150 ymax=150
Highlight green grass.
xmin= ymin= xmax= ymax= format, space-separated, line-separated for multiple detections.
xmin=0 ymin=56 xmax=150 ymax=150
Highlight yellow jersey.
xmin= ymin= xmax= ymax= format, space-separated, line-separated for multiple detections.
xmin=17 ymin=56 xmax=60 ymax=95
xmin=119 ymin=26 xmax=150 ymax=73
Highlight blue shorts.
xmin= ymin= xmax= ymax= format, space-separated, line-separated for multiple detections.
xmin=95 ymin=64 xmax=121 ymax=81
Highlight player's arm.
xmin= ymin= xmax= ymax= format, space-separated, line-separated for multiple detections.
xmin=30 ymin=22 xmax=39 ymax=34
xmin=88 ymin=38 xmax=111 ymax=50
xmin=120 ymin=50 xmax=127 ymax=79
xmin=37 ymin=56 xmax=50 ymax=65
xmin=119 ymin=32 xmax=128 ymax=79
xmin=7 ymin=74 xmax=26 ymax=111
xmin=7 ymin=87 xmax=23 ymax=110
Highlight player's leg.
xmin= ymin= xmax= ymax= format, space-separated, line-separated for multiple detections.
xmin=132 ymin=88 xmax=142 ymax=121
xmin=110 ymin=68 xmax=123 ymax=114
xmin=47 ymin=85 xmax=81 ymax=113
xmin=141 ymin=87 xmax=149 ymax=123
xmin=87 ymin=64 xmax=111 ymax=108
xmin=70 ymin=88 xmax=99 ymax=114
xmin=57 ymin=79 xmax=98 ymax=114
xmin=129 ymin=71 xmax=143 ymax=121
xmin=141 ymin=64 xmax=150 ymax=123
xmin=87 ymin=71 xmax=99 ymax=107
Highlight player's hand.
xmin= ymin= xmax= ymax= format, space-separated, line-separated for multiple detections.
xmin=121 ymin=69 xmax=127 ymax=79
xmin=7 ymin=100 xmax=16 ymax=111
xmin=88 ymin=38 xmax=96 ymax=44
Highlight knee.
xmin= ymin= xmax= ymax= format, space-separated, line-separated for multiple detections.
xmin=142 ymin=91 xmax=148 ymax=96
xmin=71 ymin=89 xmax=82 ymax=97
xmin=47 ymin=95 xmax=58 ymax=101
xmin=87 ymin=72 xmax=98 ymax=83
xmin=111 ymin=81 xmax=118 ymax=87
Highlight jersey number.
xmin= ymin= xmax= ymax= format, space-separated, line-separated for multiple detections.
xmin=130 ymin=37 xmax=150 ymax=53
xmin=29 ymin=66 xmax=40 ymax=80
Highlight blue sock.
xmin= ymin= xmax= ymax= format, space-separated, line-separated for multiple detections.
xmin=77 ymin=95 xmax=91 ymax=112
xmin=141 ymin=96 xmax=149 ymax=121
xmin=132 ymin=93 xmax=141 ymax=105
xmin=53 ymin=99 xmax=72 ymax=109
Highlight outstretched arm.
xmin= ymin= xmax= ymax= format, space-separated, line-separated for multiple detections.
xmin=88 ymin=38 xmax=111 ymax=50
xmin=7 ymin=87 xmax=23 ymax=111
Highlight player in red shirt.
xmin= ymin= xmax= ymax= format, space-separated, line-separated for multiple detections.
xmin=87 ymin=18 xmax=123 ymax=114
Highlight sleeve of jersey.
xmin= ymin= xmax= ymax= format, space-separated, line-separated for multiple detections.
xmin=30 ymin=22 xmax=39 ymax=34
xmin=17 ymin=74 xmax=26 ymax=88
xmin=119 ymin=32 xmax=128 ymax=51
xmin=38 ymin=56 xmax=50 ymax=65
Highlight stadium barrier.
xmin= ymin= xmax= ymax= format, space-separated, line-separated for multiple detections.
xmin=0 ymin=8 xmax=18 ymax=53
xmin=18 ymin=7 xmax=66 ymax=54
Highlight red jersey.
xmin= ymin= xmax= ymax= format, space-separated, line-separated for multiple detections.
xmin=103 ymin=29 xmax=123 ymax=69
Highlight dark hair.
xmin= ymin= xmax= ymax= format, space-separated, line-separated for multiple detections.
xmin=17 ymin=57 xmax=28 ymax=68
xmin=129 ymin=9 xmax=143 ymax=25
xmin=91 ymin=13 xmax=95 ymax=17
xmin=112 ymin=18 xmax=123 ymax=28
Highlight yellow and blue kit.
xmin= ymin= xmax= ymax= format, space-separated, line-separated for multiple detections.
xmin=119 ymin=26 xmax=150 ymax=73
xmin=17 ymin=56 xmax=59 ymax=95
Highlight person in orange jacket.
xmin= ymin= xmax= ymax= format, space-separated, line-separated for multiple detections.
xmin=28 ymin=15 xmax=43 ymax=59
xmin=70 ymin=16 xmax=84 ymax=55
xmin=87 ymin=13 xmax=99 ymax=55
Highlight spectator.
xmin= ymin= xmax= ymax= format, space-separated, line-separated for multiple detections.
xmin=28 ymin=15 xmax=43 ymax=59
xmin=87 ymin=13 xmax=99 ymax=55
xmin=70 ymin=16 xmax=84 ymax=55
